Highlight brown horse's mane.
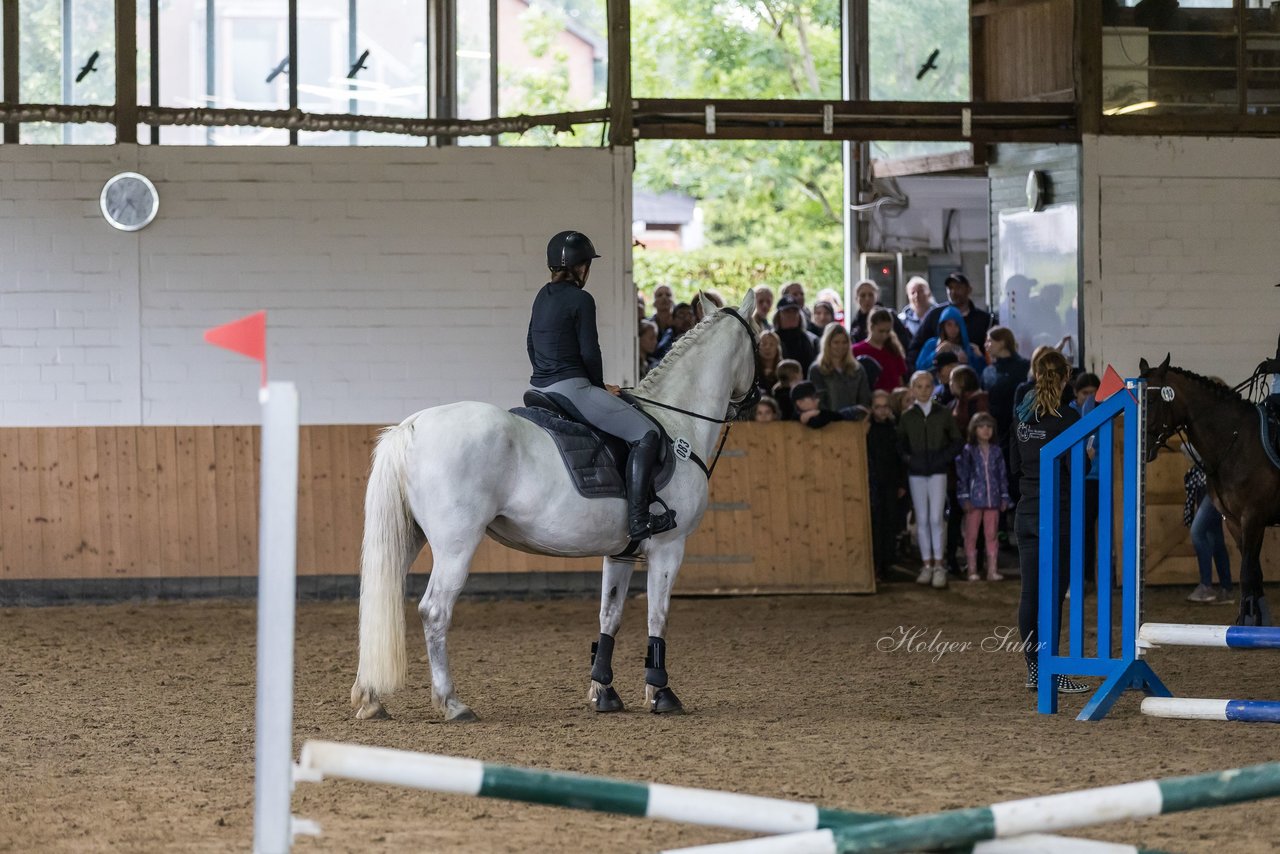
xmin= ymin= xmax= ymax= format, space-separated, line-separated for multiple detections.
xmin=1164 ymin=365 xmax=1253 ymax=412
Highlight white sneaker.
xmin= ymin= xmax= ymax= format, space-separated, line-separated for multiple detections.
xmin=931 ymin=566 xmax=948 ymax=589
xmin=916 ymin=565 xmax=933 ymax=585
xmin=1187 ymin=583 xmax=1217 ymax=603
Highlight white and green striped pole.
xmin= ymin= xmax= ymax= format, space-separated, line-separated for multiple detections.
xmin=661 ymin=762 xmax=1280 ymax=854
xmin=297 ymin=740 xmax=881 ymax=834
xmin=296 ymin=741 xmax=1163 ymax=853
xmin=667 ymin=833 xmax=1159 ymax=854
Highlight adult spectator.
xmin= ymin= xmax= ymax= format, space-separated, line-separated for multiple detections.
xmin=637 ymin=291 xmax=647 ymax=322
xmin=907 ymin=272 xmax=991 ymax=368
xmin=1009 ymin=349 xmax=1088 ymax=694
xmin=853 ymin=307 xmax=909 ymax=391
xmin=849 ymin=279 xmax=911 ymax=346
xmin=811 ymin=300 xmax=837 ymax=336
xmin=914 ymin=306 xmax=984 ymax=372
xmin=867 ymin=389 xmax=907 ymax=582
xmin=780 ymin=281 xmax=817 ymax=333
xmin=1184 ymin=459 xmax=1234 ymax=604
xmin=1013 ymin=345 xmax=1072 ymax=418
xmin=638 ymin=320 xmax=660 ymax=378
xmin=981 ymin=326 xmax=1031 ymax=447
xmin=773 ymin=294 xmax=819 ymax=369
xmin=752 ymin=286 xmax=775 ymax=331
xmin=757 ymin=330 xmax=783 ymax=394
xmin=654 ymin=302 xmax=694 ymax=360
xmin=808 ymin=324 xmax=871 ymax=414
xmin=816 ymin=287 xmax=846 ymax=324
xmin=898 ymin=275 xmax=936 ymax=342
xmin=649 ymin=284 xmax=675 ymax=335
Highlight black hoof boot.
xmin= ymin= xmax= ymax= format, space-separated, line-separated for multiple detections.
xmin=590 ymin=682 xmax=625 ymax=713
xmin=1237 ymin=596 xmax=1272 ymax=627
xmin=647 ymin=685 xmax=684 ymax=714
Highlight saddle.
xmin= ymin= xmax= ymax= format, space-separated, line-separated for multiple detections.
xmin=1260 ymin=400 xmax=1280 ymax=471
xmin=511 ymin=389 xmax=677 ymax=500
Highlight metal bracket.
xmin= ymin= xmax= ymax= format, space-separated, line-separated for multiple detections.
xmin=822 ymin=104 xmax=833 ymax=134
xmin=961 ymin=107 xmax=972 ymax=137
xmin=705 ymin=104 xmax=716 ymax=134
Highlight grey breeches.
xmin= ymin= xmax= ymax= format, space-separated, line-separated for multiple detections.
xmin=537 ymin=377 xmax=654 ymax=444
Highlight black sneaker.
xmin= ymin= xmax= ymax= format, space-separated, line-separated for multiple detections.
xmin=1055 ymin=675 xmax=1091 ymax=694
xmin=1024 ymin=661 xmax=1037 ymax=689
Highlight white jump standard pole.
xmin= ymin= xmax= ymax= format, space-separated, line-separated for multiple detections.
xmin=253 ymin=382 xmax=301 ymax=854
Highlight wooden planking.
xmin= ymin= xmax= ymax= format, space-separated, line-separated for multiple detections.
xmin=154 ymin=427 xmax=183 ymax=572
xmin=974 ymin=0 xmax=1075 ymax=102
xmin=0 ymin=424 xmax=876 ymax=594
xmin=0 ymin=430 xmax=23 ymax=577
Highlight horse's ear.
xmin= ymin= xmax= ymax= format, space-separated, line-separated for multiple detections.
xmin=697 ymin=291 xmax=716 ymax=319
xmin=1159 ymin=353 xmax=1171 ymax=371
xmin=738 ymin=287 xmax=755 ymax=317
xmin=1139 ymin=357 xmax=1150 ymax=374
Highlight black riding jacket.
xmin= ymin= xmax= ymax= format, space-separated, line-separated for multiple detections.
xmin=527 ymin=281 xmax=604 ymax=388
xmin=1008 ymin=396 xmax=1080 ymax=508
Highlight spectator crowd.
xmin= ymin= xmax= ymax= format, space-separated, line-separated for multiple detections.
xmin=637 ymin=274 xmax=1099 ymax=593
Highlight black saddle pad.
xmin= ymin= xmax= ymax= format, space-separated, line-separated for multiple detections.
xmin=512 ymin=391 xmax=676 ymax=500
xmin=1260 ymin=402 xmax=1280 ymax=470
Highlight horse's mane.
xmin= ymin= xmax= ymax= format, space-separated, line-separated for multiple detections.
xmin=1165 ymin=365 xmax=1252 ymax=411
xmin=637 ymin=311 xmax=726 ymax=393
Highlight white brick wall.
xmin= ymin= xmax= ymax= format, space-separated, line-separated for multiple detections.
xmin=0 ymin=145 xmax=633 ymax=425
xmin=1082 ymin=136 xmax=1280 ymax=381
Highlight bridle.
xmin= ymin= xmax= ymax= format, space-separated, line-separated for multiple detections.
xmin=1145 ymin=379 xmax=1238 ymax=477
xmin=626 ymin=307 xmax=762 ymax=479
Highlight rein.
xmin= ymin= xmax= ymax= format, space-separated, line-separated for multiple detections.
xmin=626 ymin=308 xmax=761 ymax=480
xmin=1148 ymin=384 xmax=1239 ymax=479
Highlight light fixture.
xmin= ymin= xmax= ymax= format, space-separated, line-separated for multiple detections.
xmin=1103 ymin=100 xmax=1159 ymax=116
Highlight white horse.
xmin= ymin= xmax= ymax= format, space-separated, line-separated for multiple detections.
xmin=351 ymin=289 xmax=761 ymax=721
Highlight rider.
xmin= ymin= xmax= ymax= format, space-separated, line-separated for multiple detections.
xmin=527 ymin=231 xmax=676 ymax=542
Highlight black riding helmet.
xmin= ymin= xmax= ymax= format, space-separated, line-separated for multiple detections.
xmin=547 ymin=231 xmax=600 ymax=271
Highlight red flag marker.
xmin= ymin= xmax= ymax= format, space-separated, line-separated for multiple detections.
xmin=204 ymin=310 xmax=267 ymax=387
xmin=1095 ymin=364 xmax=1126 ymax=403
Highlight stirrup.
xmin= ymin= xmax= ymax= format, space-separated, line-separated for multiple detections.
xmin=649 ymin=508 xmax=677 ymax=536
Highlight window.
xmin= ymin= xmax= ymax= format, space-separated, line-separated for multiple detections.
xmin=19 ymin=0 xmax=115 ymax=143
xmin=631 ymin=1 xmax=841 ymax=100
xmin=297 ymin=0 xmax=428 ymax=146
xmin=1102 ymin=0 xmax=1280 ymax=117
xmin=498 ymin=0 xmax=606 ymax=145
xmin=867 ymin=0 xmax=970 ymax=163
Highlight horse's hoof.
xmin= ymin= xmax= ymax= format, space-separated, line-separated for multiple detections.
xmin=445 ymin=706 xmax=479 ymax=723
xmin=442 ymin=698 xmax=478 ymax=722
xmin=1236 ymin=596 xmax=1272 ymax=627
xmin=647 ymin=684 xmax=684 ymax=715
xmin=354 ymin=702 xmax=390 ymax=720
xmin=589 ymin=682 xmax=625 ymax=713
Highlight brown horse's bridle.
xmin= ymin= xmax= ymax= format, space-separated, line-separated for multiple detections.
xmin=1146 ymin=380 xmax=1238 ymax=477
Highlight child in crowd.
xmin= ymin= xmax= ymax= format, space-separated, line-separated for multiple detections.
xmin=932 ymin=351 xmax=960 ymax=404
xmin=867 ymin=389 xmax=906 ymax=581
xmin=754 ymin=396 xmax=780 ymax=422
xmin=639 ymin=320 xmax=660 ymax=378
xmin=792 ymin=381 xmax=843 ymax=429
xmin=889 ymin=385 xmax=912 ymax=416
xmin=852 ymin=307 xmax=909 ymax=392
xmin=898 ymin=370 xmax=963 ymax=588
xmin=772 ymin=359 xmax=804 ymax=420
xmin=948 ymin=365 xmax=989 ymax=435
xmin=915 ymin=306 xmax=984 ymax=371
xmin=955 ymin=412 xmax=1009 ymax=581
xmin=757 ymin=330 xmax=783 ymax=392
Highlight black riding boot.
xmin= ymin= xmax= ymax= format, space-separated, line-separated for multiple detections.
xmin=626 ymin=432 xmax=675 ymax=541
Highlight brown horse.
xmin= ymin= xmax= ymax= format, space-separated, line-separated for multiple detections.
xmin=1140 ymin=355 xmax=1280 ymax=626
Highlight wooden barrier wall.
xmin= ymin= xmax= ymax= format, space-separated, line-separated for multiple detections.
xmin=0 ymin=422 xmax=875 ymax=595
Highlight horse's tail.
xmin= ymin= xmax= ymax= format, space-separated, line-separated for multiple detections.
xmin=352 ymin=420 xmax=418 ymax=704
